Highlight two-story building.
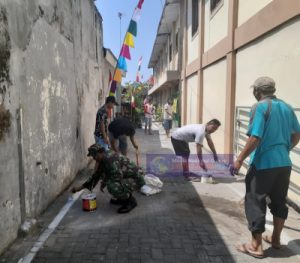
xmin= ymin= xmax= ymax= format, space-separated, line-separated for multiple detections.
xmin=149 ymin=0 xmax=300 ymax=207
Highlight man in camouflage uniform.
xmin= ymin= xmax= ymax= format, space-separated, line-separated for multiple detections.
xmin=72 ymin=144 xmax=145 ymax=213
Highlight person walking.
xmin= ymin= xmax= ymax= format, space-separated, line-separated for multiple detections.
xmin=94 ymin=96 xmax=118 ymax=150
xmin=163 ymin=98 xmax=174 ymax=138
xmin=171 ymin=119 xmax=221 ymax=181
xmin=233 ymin=77 xmax=300 ymax=259
xmin=72 ymin=144 xmax=145 ymax=213
xmin=108 ymin=117 xmax=139 ymax=156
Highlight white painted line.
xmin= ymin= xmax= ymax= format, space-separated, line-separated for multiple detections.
xmin=228 ymin=184 xmax=300 ymax=259
xmin=18 ymin=190 xmax=83 ymax=263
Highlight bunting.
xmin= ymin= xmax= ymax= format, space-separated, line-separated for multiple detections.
xmin=136 ymin=56 xmax=143 ymax=82
xmin=124 ymin=32 xmax=135 ymax=48
xmin=109 ymin=0 xmax=145 ymax=96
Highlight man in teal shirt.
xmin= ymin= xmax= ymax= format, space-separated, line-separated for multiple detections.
xmin=233 ymin=77 xmax=300 ymax=258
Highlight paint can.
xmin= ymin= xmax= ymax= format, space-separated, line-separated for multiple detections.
xmin=82 ymin=193 xmax=97 ymax=212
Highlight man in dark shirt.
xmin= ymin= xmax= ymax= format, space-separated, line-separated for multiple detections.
xmin=108 ymin=117 xmax=139 ymax=156
xmin=94 ymin=96 xmax=118 ymax=150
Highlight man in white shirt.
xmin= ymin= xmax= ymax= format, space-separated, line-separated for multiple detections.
xmin=163 ymin=98 xmax=174 ymax=138
xmin=171 ymin=119 xmax=221 ymax=180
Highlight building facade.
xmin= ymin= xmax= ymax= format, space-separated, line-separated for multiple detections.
xmin=149 ymin=0 xmax=300 ymax=207
xmin=148 ymin=0 xmax=182 ymax=124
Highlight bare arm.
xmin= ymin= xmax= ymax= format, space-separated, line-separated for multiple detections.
xmin=206 ymin=135 xmax=218 ymax=161
xmin=291 ymin=132 xmax=300 ymax=150
xmin=196 ymin=143 xmax=207 ymax=171
xmin=100 ymin=121 xmax=109 ymax=144
xmin=129 ymin=135 xmax=138 ymax=149
xmin=233 ymin=136 xmax=261 ymax=172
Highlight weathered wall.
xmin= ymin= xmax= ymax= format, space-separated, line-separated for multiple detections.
xmin=0 ymin=0 xmax=106 ymax=254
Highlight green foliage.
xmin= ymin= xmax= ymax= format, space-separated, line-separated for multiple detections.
xmin=154 ymin=105 xmax=163 ymax=122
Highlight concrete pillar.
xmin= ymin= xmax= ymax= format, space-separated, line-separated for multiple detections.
xmin=224 ymin=0 xmax=238 ymax=154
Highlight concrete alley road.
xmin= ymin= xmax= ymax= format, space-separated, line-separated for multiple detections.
xmin=1 ymin=123 xmax=300 ymax=263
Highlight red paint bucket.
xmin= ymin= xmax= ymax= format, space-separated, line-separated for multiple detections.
xmin=82 ymin=193 xmax=97 ymax=212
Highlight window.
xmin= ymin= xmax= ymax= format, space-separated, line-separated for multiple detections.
xmin=169 ymin=44 xmax=172 ymax=62
xmin=210 ymin=0 xmax=223 ymax=15
xmin=192 ymin=0 xmax=199 ymax=37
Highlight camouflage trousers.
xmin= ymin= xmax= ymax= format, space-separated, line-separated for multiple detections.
xmin=106 ymin=169 xmax=145 ymax=200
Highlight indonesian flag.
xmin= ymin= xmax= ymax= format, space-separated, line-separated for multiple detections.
xmin=136 ymin=56 xmax=142 ymax=82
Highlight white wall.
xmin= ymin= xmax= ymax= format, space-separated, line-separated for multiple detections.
xmin=236 ymin=17 xmax=300 ymax=108
xmin=186 ymin=74 xmax=199 ymax=124
xmin=187 ymin=0 xmax=199 ymax=64
xmin=203 ymin=59 xmax=227 ymax=153
xmin=238 ymin=0 xmax=273 ymax=26
xmin=204 ymin=0 xmax=229 ymax=52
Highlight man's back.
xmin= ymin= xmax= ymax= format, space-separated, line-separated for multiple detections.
xmin=248 ymin=98 xmax=300 ymax=169
xmin=172 ymin=124 xmax=206 ymax=144
xmin=108 ymin=118 xmax=135 ymax=138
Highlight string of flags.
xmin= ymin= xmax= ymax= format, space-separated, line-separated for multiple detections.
xmin=136 ymin=56 xmax=143 ymax=82
xmin=109 ymin=0 xmax=145 ymax=96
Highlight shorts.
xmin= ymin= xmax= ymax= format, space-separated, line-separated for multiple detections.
xmin=245 ymin=165 xmax=291 ymax=234
xmin=118 ymin=135 xmax=128 ymax=152
xmin=108 ymin=133 xmax=128 ymax=153
xmin=145 ymin=117 xmax=152 ymax=126
xmin=163 ymin=119 xmax=172 ymax=130
xmin=94 ymin=135 xmax=109 ymax=151
xmin=171 ymin=137 xmax=190 ymax=157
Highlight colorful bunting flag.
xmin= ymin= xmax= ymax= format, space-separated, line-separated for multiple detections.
xmin=124 ymin=32 xmax=135 ymax=48
xmin=132 ymin=8 xmax=142 ymax=22
xmin=113 ymin=69 xmax=122 ymax=82
xmin=109 ymin=0 xmax=145 ymax=95
xmin=137 ymin=0 xmax=144 ymax=9
xmin=110 ymin=80 xmax=118 ymax=93
xmin=120 ymin=44 xmax=131 ymax=60
xmin=128 ymin=20 xmax=137 ymax=37
xmin=136 ymin=56 xmax=142 ymax=82
xmin=117 ymin=56 xmax=127 ymax=71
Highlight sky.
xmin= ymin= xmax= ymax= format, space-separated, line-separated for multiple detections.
xmin=95 ymin=0 xmax=165 ymax=84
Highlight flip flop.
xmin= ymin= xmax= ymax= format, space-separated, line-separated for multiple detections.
xmin=236 ymin=243 xmax=264 ymax=259
xmin=262 ymin=235 xmax=281 ymax=249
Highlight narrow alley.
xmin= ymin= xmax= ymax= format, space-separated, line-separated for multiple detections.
xmin=1 ymin=124 xmax=299 ymax=263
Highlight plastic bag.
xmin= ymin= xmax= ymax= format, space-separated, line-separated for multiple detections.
xmin=144 ymin=174 xmax=163 ymax=188
xmin=140 ymin=185 xmax=162 ymax=196
xmin=140 ymin=174 xmax=163 ymax=196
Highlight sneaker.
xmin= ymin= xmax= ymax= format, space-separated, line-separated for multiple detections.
xmin=117 ymin=196 xmax=137 ymax=213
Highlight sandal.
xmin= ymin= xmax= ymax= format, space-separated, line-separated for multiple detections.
xmin=263 ymin=235 xmax=281 ymax=249
xmin=236 ymin=243 xmax=264 ymax=259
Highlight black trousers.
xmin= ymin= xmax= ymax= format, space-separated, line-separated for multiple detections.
xmin=245 ymin=165 xmax=291 ymax=234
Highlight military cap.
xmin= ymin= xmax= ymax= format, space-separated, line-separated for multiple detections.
xmin=87 ymin=144 xmax=105 ymax=157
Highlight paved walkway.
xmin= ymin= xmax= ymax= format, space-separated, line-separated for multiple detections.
xmin=1 ymin=123 xmax=300 ymax=263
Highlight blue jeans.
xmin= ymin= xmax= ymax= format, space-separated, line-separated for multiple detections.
xmin=94 ymin=135 xmax=109 ymax=151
